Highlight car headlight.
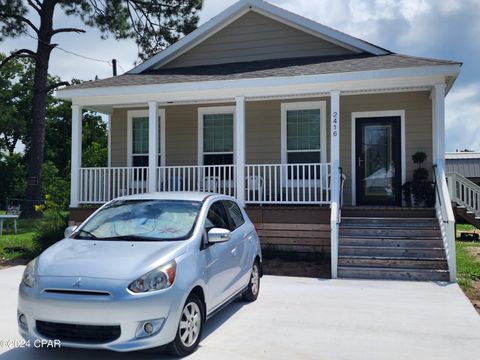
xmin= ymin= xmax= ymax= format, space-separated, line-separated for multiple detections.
xmin=128 ymin=260 xmax=176 ymax=293
xmin=22 ymin=259 xmax=37 ymax=288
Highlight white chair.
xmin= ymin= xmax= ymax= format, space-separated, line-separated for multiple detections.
xmin=246 ymin=175 xmax=264 ymax=201
xmin=202 ymin=176 xmax=219 ymax=192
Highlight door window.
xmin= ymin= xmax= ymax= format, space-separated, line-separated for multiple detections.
xmin=205 ymin=201 xmax=230 ymax=230
xmin=223 ymin=201 xmax=245 ymax=231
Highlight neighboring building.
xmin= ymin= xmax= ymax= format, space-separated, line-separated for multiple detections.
xmin=57 ymin=0 xmax=461 ymax=282
xmin=446 ymin=152 xmax=480 ymax=185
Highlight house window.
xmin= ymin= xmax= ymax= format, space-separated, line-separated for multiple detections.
xmin=286 ymin=109 xmax=321 ymax=163
xmin=281 ymin=101 xmax=326 ymax=179
xmin=198 ymin=106 xmax=235 ymax=166
xmin=128 ymin=110 xmax=165 ymax=167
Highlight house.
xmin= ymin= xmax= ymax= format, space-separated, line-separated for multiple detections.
xmin=56 ymin=0 xmax=461 ymax=282
xmin=445 ymin=152 xmax=480 ymax=228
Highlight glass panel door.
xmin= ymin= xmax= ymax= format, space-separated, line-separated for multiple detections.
xmin=355 ymin=117 xmax=401 ymax=206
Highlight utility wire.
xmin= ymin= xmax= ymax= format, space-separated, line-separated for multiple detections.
xmin=23 ymin=31 xmax=112 ymax=67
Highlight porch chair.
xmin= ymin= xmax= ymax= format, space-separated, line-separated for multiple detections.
xmin=202 ymin=176 xmax=219 ymax=193
xmin=245 ymin=175 xmax=264 ymax=201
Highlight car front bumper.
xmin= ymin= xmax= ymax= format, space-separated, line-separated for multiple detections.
xmin=18 ymin=275 xmax=186 ymax=352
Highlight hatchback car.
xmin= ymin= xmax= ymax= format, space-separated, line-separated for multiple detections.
xmin=18 ymin=192 xmax=262 ymax=356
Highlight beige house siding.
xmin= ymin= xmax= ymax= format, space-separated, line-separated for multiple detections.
xmin=163 ymin=11 xmax=353 ymax=69
xmin=109 ymin=92 xmax=432 ymax=206
xmin=340 ymin=91 xmax=433 ymax=205
xmin=110 ymin=108 xmax=129 ymax=167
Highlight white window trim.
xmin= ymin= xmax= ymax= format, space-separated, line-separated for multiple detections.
xmin=127 ymin=109 xmax=166 ymax=167
xmin=197 ymin=106 xmax=236 ymax=165
xmin=350 ymin=110 xmax=406 ymax=206
xmin=281 ymin=101 xmax=327 ymax=164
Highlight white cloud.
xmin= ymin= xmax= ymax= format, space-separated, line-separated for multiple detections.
xmin=446 ymin=84 xmax=480 ymax=151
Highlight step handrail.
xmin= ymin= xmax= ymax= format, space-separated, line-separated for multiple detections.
xmin=433 ymin=165 xmax=456 ymax=282
xmin=446 ymin=171 xmax=480 ymax=218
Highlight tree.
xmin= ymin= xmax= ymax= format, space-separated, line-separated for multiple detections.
xmin=0 ymin=0 xmax=203 ymax=215
xmin=0 ymin=53 xmax=34 ymax=155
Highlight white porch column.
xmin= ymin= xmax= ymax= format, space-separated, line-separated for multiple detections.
xmin=107 ymin=114 xmax=112 ymax=167
xmin=148 ymin=101 xmax=159 ymax=192
xmin=433 ymin=83 xmax=446 ymax=167
xmin=235 ymin=96 xmax=246 ymax=206
xmin=330 ymin=90 xmax=341 ymax=279
xmin=70 ymin=105 xmax=82 ymax=208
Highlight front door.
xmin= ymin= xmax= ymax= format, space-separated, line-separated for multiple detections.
xmin=355 ymin=117 xmax=401 ymax=206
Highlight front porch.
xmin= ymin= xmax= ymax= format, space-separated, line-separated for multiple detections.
xmin=65 ymin=83 xmax=455 ymax=281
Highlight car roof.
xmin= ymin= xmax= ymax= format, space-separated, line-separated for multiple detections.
xmin=114 ymin=191 xmax=228 ymax=202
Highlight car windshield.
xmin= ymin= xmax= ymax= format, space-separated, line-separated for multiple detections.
xmin=75 ymin=200 xmax=202 ymax=241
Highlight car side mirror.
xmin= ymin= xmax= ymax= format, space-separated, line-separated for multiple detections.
xmin=64 ymin=225 xmax=78 ymax=238
xmin=207 ymin=228 xmax=231 ymax=243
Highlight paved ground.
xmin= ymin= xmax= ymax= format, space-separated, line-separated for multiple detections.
xmin=1 ymin=266 xmax=479 ymax=360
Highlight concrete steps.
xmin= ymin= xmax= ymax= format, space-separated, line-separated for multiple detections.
xmin=338 ymin=216 xmax=449 ymax=282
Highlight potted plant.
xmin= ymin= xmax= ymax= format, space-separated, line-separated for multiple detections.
xmin=402 ymin=152 xmax=435 ymax=207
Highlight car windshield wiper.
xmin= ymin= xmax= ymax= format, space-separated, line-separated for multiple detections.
xmin=76 ymin=229 xmax=98 ymax=240
xmin=95 ymin=234 xmax=159 ymax=242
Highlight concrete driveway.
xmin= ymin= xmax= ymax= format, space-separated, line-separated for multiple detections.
xmin=1 ymin=266 xmax=479 ymax=360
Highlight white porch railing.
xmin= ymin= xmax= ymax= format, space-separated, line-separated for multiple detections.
xmin=157 ymin=165 xmax=237 ymax=197
xmin=434 ymin=165 xmax=456 ymax=282
xmin=79 ymin=167 xmax=149 ymax=204
xmin=77 ymin=163 xmax=331 ymax=205
xmin=244 ymin=163 xmax=331 ymax=204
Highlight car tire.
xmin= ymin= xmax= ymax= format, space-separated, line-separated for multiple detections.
xmin=168 ymin=293 xmax=204 ymax=357
xmin=243 ymin=260 xmax=260 ymax=302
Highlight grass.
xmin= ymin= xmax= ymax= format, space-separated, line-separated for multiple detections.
xmin=0 ymin=217 xmax=40 ymax=263
xmin=455 ymin=223 xmax=480 ymax=303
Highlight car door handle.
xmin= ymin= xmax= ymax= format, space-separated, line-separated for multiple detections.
xmin=231 ymin=247 xmax=237 ymax=257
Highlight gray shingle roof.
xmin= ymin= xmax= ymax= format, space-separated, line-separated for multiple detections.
xmin=66 ymin=54 xmax=461 ymax=91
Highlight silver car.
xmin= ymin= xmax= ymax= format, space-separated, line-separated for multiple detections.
xmin=18 ymin=192 xmax=262 ymax=356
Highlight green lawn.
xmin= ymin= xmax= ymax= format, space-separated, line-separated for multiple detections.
xmin=0 ymin=217 xmax=39 ymax=262
xmin=455 ymin=223 xmax=480 ymax=301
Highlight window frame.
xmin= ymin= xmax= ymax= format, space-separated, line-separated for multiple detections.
xmin=127 ymin=109 xmax=166 ymax=167
xmin=197 ymin=106 xmax=236 ymax=166
xmin=280 ymin=101 xmax=327 ymax=165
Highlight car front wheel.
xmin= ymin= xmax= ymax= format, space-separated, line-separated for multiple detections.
xmin=243 ymin=260 xmax=260 ymax=302
xmin=169 ymin=293 xmax=204 ymax=356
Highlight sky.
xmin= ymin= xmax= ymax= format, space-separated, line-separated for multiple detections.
xmin=2 ymin=0 xmax=479 ymax=152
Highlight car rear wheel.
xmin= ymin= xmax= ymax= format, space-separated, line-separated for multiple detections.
xmin=169 ymin=293 xmax=204 ymax=356
xmin=243 ymin=260 xmax=260 ymax=302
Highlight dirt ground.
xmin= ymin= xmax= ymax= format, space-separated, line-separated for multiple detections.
xmin=0 ymin=259 xmax=28 ymax=270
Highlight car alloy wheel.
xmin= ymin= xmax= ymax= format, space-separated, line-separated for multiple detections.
xmin=250 ymin=263 xmax=259 ymax=296
xmin=179 ymin=301 xmax=201 ymax=347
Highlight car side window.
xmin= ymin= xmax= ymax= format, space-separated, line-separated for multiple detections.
xmin=205 ymin=201 xmax=230 ymax=231
xmin=224 ymin=200 xmax=245 ymax=231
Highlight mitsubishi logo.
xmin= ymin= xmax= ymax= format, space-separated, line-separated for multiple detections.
xmin=72 ymin=277 xmax=82 ymax=288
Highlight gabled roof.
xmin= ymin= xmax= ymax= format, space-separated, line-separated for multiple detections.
xmin=69 ymin=54 xmax=460 ymax=90
xmin=128 ymin=0 xmax=390 ymax=74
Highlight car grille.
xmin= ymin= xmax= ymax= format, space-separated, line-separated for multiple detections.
xmin=36 ymin=321 xmax=121 ymax=344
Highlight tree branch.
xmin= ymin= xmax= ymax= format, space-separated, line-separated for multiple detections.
xmin=27 ymin=0 xmax=41 ymax=15
xmin=0 ymin=13 xmax=39 ymax=34
xmin=0 ymin=49 xmax=37 ymax=69
xmin=46 ymin=81 xmax=70 ymax=92
xmin=52 ymin=27 xmax=87 ymax=35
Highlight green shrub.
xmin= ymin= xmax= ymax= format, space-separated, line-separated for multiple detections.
xmin=33 ymin=195 xmax=68 ymax=253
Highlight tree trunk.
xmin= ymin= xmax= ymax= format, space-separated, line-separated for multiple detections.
xmin=23 ymin=1 xmax=55 ymax=217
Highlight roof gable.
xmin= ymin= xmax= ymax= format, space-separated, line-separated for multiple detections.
xmin=162 ymin=11 xmax=355 ymax=69
xmin=128 ymin=0 xmax=390 ymax=74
